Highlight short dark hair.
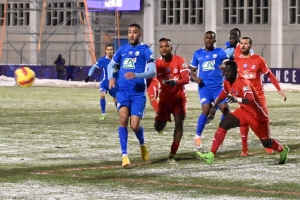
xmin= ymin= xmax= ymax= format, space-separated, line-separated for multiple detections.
xmin=230 ymin=28 xmax=241 ymax=37
xmin=105 ymin=44 xmax=113 ymax=49
xmin=128 ymin=23 xmax=142 ymax=30
xmin=241 ymin=37 xmax=252 ymax=45
xmin=225 ymin=60 xmax=238 ymax=72
xmin=204 ymin=31 xmax=216 ymax=39
xmin=159 ymin=37 xmax=171 ymax=43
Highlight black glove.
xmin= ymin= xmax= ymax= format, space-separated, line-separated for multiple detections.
xmin=165 ymin=80 xmax=177 ymax=87
xmin=84 ymin=76 xmax=90 ymax=83
xmin=227 ymin=95 xmax=239 ymax=103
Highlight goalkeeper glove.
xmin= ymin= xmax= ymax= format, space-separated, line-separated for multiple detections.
xmin=227 ymin=95 xmax=242 ymax=103
xmin=165 ymin=80 xmax=177 ymax=87
xmin=84 ymin=76 xmax=90 ymax=83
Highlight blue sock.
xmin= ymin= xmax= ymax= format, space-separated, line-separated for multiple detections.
xmin=220 ymin=114 xmax=225 ymax=121
xmin=118 ymin=126 xmax=128 ymax=155
xmin=196 ymin=114 xmax=208 ymax=137
xmin=100 ymin=98 xmax=106 ymax=114
xmin=135 ymin=126 xmax=145 ymax=145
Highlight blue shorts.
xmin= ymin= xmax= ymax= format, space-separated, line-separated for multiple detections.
xmin=100 ymin=81 xmax=117 ymax=98
xmin=116 ymin=90 xmax=146 ymax=118
xmin=198 ymin=87 xmax=227 ymax=106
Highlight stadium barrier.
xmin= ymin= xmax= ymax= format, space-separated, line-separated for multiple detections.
xmin=0 ymin=65 xmax=102 ymax=82
xmin=0 ymin=65 xmax=299 ymax=84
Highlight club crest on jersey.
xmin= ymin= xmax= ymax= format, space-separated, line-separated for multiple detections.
xmin=244 ymin=64 xmax=247 ymax=68
xmin=123 ymin=57 xmax=137 ymax=69
xmin=182 ymin=63 xmax=187 ymax=68
xmin=251 ymin=65 xmax=256 ymax=69
xmin=167 ymin=68 xmax=171 ymax=73
xmin=213 ymin=54 xmax=217 ymax=58
xmin=243 ymin=86 xmax=250 ymax=91
xmin=129 ymin=51 xmax=133 ymax=55
xmin=202 ymin=60 xmax=215 ymax=71
xmin=135 ymin=51 xmax=140 ymax=56
xmin=173 ymin=68 xmax=178 ymax=73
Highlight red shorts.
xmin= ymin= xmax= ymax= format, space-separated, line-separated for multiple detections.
xmin=232 ymin=108 xmax=270 ymax=140
xmin=155 ymin=97 xmax=187 ymax=122
xmin=147 ymin=78 xmax=160 ymax=100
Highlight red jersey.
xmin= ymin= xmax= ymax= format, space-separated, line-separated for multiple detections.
xmin=235 ymin=55 xmax=269 ymax=93
xmin=156 ymin=55 xmax=189 ymax=100
xmin=233 ymin=43 xmax=242 ymax=59
xmin=223 ymin=76 xmax=268 ymax=120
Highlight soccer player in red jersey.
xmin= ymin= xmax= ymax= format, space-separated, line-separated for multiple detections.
xmin=154 ymin=38 xmax=189 ymax=164
xmin=235 ymin=37 xmax=287 ymax=156
xmin=147 ymin=77 xmax=160 ymax=113
xmin=196 ymin=61 xmax=289 ymax=165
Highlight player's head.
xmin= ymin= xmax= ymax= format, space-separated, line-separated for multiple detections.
xmin=204 ymin=31 xmax=216 ymax=50
xmin=230 ymin=28 xmax=241 ymax=38
xmin=229 ymin=32 xmax=239 ymax=46
xmin=105 ymin=44 xmax=114 ymax=57
xmin=240 ymin=37 xmax=252 ymax=54
xmin=158 ymin=37 xmax=172 ymax=58
xmin=128 ymin=23 xmax=142 ymax=45
xmin=224 ymin=60 xmax=238 ymax=82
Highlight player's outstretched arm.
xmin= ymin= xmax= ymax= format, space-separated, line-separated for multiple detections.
xmin=266 ymin=71 xmax=287 ymax=101
xmin=84 ymin=64 xmax=97 ymax=82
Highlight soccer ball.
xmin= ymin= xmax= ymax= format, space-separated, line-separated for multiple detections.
xmin=14 ymin=67 xmax=36 ymax=88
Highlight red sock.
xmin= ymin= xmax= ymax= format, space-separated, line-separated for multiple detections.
xmin=270 ymin=139 xmax=284 ymax=152
xmin=211 ymin=127 xmax=227 ymax=154
xmin=170 ymin=142 xmax=180 ymax=155
xmin=240 ymin=126 xmax=249 ymax=152
xmin=150 ymin=99 xmax=158 ymax=113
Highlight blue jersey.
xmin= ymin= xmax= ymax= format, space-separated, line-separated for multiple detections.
xmin=88 ymin=55 xmax=111 ymax=83
xmin=112 ymin=43 xmax=155 ymax=94
xmin=224 ymin=41 xmax=231 ymax=49
xmin=190 ymin=47 xmax=228 ymax=88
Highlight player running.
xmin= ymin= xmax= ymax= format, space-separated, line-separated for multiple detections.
xmin=234 ymin=37 xmax=287 ymax=156
xmin=196 ymin=61 xmax=289 ymax=165
xmin=107 ymin=23 xmax=156 ymax=167
xmin=189 ymin=31 xmax=230 ymax=150
xmin=84 ymin=44 xmax=117 ymax=120
xmin=154 ymin=38 xmax=189 ymax=164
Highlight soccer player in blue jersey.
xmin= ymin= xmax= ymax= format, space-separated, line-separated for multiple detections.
xmin=224 ymin=28 xmax=241 ymax=50
xmin=189 ymin=31 xmax=230 ymax=150
xmin=225 ymin=32 xmax=239 ymax=60
xmin=107 ymin=23 xmax=156 ymax=167
xmin=84 ymin=44 xmax=117 ymax=120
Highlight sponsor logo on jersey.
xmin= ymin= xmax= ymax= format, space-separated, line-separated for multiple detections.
xmin=135 ymin=51 xmax=140 ymax=56
xmin=213 ymin=54 xmax=217 ymax=58
xmin=251 ymin=65 xmax=256 ymax=69
xmin=242 ymin=72 xmax=256 ymax=79
xmin=202 ymin=60 xmax=215 ymax=71
xmin=123 ymin=57 xmax=137 ymax=69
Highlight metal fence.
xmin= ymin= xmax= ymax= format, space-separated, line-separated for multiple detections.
xmin=0 ymin=44 xmax=300 ymax=68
